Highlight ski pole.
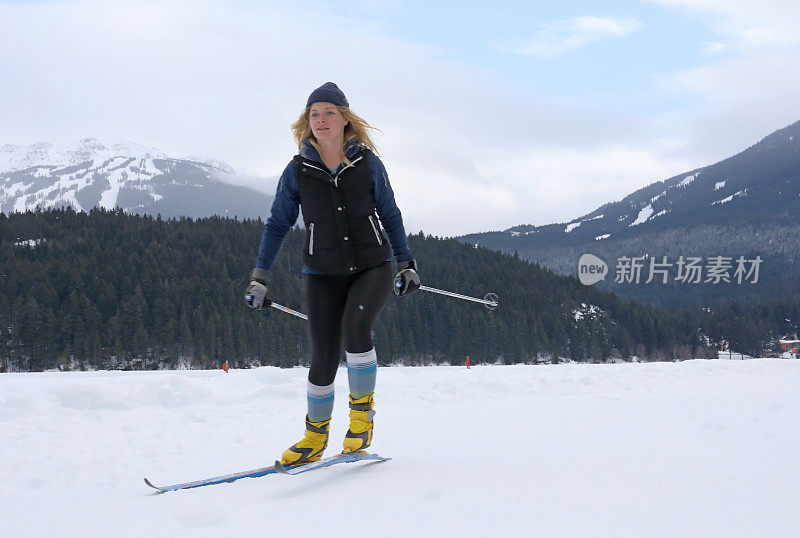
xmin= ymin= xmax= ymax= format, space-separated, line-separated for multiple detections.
xmin=419 ymin=285 xmax=499 ymax=310
xmin=268 ymin=301 xmax=308 ymax=320
xmin=260 ymin=288 xmax=498 ymax=322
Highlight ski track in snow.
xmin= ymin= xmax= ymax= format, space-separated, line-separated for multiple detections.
xmin=2 ymin=361 xmax=799 ymax=537
xmin=630 ymin=204 xmax=654 ymax=226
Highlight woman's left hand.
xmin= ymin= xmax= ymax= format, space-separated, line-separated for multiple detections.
xmin=393 ymin=259 xmax=420 ymax=296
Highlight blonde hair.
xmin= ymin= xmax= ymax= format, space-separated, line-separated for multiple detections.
xmin=291 ymin=106 xmax=380 ymax=164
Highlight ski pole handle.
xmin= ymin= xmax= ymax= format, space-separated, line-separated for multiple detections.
xmin=245 ymin=291 xmax=308 ymax=320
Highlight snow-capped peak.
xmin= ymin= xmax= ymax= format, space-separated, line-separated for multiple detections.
xmin=186 ymin=155 xmax=236 ymax=175
xmin=0 ymin=137 xmax=232 ymax=214
xmin=1 ymin=136 xmax=273 ymax=219
xmin=0 ymin=137 xmax=167 ymax=174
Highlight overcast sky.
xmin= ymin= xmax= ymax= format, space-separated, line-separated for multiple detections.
xmin=2 ymin=0 xmax=800 ymax=236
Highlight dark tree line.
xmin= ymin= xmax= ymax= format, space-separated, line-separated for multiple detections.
xmin=688 ymin=299 xmax=800 ymax=357
xmin=1 ymin=208 xmax=714 ymax=372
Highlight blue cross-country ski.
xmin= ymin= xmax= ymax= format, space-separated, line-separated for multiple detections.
xmin=274 ymin=452 xmax=391 ymax=475
xmin=144 ymin=452 xmax=390 ymax=492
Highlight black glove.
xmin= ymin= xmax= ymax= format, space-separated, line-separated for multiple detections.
xmin=245 ymin=268 xmax=271 ymax=309
xmin=393 ymin=259 xmax=420 ymax=297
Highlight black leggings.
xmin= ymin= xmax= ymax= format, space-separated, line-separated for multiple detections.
xmin=306 ymin=262 xmax=393 ymax=386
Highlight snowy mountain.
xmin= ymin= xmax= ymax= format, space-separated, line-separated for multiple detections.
xmin=460 ymin=119 xmax=800 ymax=306
xmin=0 ymin=138 xmax=273 ymax=219
xmin=468 ymin=119 xmax=800 ymax=247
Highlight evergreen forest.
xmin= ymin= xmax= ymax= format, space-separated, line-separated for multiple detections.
xmin=0 ymin=208 xmax=729 ymax=372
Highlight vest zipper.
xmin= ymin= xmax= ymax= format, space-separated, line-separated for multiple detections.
xmin=368 ymin=215 xmax=383 ymax=245
xmin=308 ymin=222 xmax=315 ymax=255
xmin=302 ymin=156 xmax=363 ymax=187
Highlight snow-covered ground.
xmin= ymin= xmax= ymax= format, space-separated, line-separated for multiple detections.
xmin=2 ymin=360 xmax=799 ymax=537
xmin=718 ymin=350 xmax=753 ymax=360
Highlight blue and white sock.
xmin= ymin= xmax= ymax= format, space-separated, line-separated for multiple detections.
xmin=346 ymin=348 xmax=377 ymax=399
xmin=306 ymin=381 xmax=334 ymax=422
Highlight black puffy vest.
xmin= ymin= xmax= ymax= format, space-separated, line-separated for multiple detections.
xmin=295 ymin=148 xmax=391 ymax=274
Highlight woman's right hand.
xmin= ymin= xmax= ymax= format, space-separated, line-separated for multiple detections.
xmin=245 ymin=268 xmax=271 ymax=309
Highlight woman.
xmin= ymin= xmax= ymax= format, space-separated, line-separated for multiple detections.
xmin=245 ymin=82 xmax=420 ymax=465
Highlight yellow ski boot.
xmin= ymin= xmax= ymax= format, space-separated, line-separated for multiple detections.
xmin=280 ymin=415 xmax=330 ymax=465
xmin=342 ymin=393 xmax=374 ymax=453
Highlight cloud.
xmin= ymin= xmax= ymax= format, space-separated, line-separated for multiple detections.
xmin=1 ymin=0 xmax=665 ymax=236
xmin=655 ymin=54 xmax=800 ymax=163
xmin=469 ymin=145 xmax=693 ymax=228
xmin=2 ymin=1 xmax=797 ymax=237
xmin=0 ymin=0 xmax=452 ymax=176
xmin=665 ymin=55 xmax=800 ymax=107
xmin=646 ymin=0 xmax=800 ymax=53
xmin=497 ymin=16 xmax=642 ymax=58
xmin=702 ymin=41 xmax=728 ymax=57
xmin=647 ymin=1 xmax=800 ymax=163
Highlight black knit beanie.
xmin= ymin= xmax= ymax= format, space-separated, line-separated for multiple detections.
xmin=306 ymin=82 xmax=349 ymax=109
